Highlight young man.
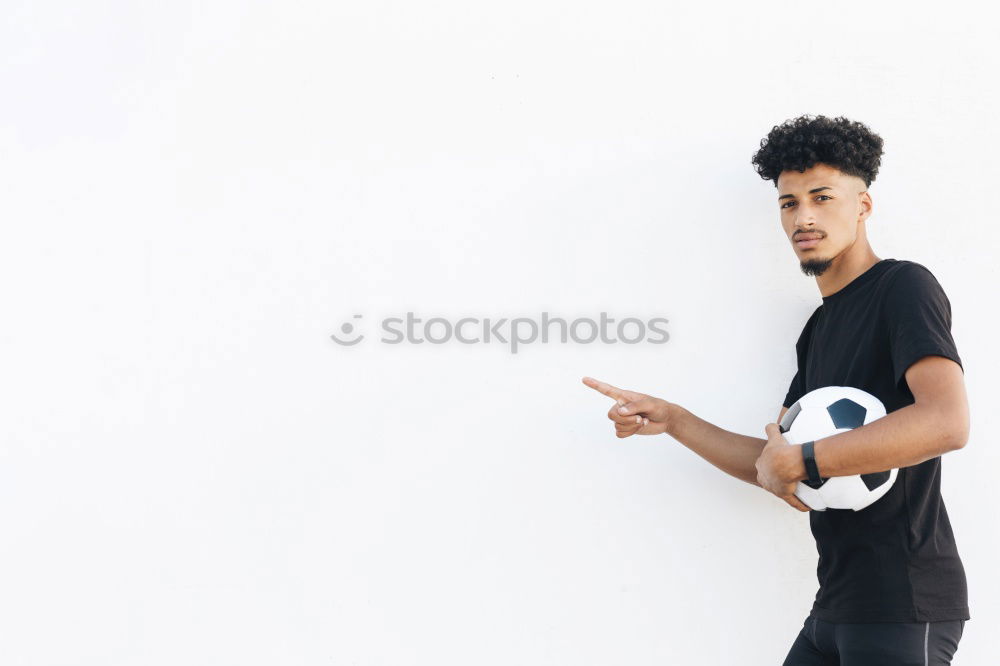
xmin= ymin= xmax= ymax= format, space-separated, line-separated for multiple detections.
xmin=582 ymin=115 xmax=970 ymax=664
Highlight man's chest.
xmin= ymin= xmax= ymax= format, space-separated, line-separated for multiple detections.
xmin=802 ymin=304 xmax=896 ymax=403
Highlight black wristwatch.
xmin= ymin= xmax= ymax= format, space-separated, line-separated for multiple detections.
xmin=801 ymin=441 xmax=825 ymax=489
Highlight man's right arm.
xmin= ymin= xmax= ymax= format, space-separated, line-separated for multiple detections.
xmin=663 ymin=404 xmax=789 ymax=487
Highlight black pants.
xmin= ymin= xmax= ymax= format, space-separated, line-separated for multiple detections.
xmin=782 ymin=615 xmax=965 ymax=665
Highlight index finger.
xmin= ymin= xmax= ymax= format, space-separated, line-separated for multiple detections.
xmin=582 ymin=376 xmax=625 ymax=401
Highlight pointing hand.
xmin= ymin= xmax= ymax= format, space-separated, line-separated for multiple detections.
xmin=582 ymin=376 xmax=675 ymax=438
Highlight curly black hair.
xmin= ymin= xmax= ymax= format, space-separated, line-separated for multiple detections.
xmin=751 ymin=114 xmax=885 ymax=188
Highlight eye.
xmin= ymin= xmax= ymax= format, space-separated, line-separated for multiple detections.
xmin=781 ymin=195 xmax=833 ymax=209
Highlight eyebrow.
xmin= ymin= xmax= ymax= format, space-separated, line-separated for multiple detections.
xmin=778 ymin=186 xmax=834 ymax=201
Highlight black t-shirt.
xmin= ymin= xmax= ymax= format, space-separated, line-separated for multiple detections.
xmin=783 ymin=258 xmax=969 ymax=623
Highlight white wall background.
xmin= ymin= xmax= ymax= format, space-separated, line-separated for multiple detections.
xmin=1 ymin=1 xmax=998 ymax=664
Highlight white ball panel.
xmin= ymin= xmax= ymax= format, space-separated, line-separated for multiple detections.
xmin=794 ymin=483 xmax=828 ymax=511
xmin=821 ymin=476 xmax=870 ymax=509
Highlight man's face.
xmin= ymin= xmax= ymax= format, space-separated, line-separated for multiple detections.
xmin=776 ymin=163 xmax=871 ymax=277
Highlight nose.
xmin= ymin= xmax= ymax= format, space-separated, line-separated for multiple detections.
xmin=794 ymin=208 xmax=816 ymax=227
xmin=794 ymin=215 xmax=817 ymax=233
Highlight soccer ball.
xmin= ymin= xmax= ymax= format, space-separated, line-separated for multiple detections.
xmin=779 ymin=386 xmax=895 ymax=512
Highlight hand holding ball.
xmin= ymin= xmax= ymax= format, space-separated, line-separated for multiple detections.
xmin=780 ymin=386 xmax=896 ymax=512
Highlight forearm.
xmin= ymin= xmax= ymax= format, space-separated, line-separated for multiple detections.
xmin=665 ymin=404 xmax=766 ymax=486
xmin=808 ymin=402 xmax=963 ymax=480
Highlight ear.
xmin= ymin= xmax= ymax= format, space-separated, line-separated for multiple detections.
xmin=858 ymin=189 xmax=873 ymax=222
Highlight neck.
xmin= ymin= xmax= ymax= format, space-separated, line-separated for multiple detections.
xmin=815 ymin=244 xmax=882 ymax=298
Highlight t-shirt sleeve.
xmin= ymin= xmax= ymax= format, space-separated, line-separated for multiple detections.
xmin=783 ymin=368 xmax=804 ymax=409
xmin=884 ymin=263 xmax=963 ymax=392
xmin=783 ymin=307 xmax=819 ymax=408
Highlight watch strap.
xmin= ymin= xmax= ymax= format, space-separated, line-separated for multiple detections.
xmin=801 ymin=440 xmax=824 ymax=489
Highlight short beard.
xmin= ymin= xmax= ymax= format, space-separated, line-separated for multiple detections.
xmin=800 ymin=257 xmax=834 ymax=277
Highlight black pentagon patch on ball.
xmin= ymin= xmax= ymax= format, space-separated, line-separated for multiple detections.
xmin=826 ymin=398 xmax=867 ymax=429
xmin=861 ymin=470 xmax=891 ymax=490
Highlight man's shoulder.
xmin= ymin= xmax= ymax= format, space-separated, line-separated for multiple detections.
xmin=878 ymin=258 xmax=953 ymax=316
xmin=879 ymin=258 xmax=942 ymax=291
xmin=794 ymin=303 xmax=824 ymax=349
xmin=886 ymin=257 xmax=932 ymax=273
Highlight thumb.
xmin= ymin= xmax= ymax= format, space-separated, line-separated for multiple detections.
xmin=618 ymin=397 xmax=656 ymax=417
xmin=764 ymin=422 xmax=783 ymax=439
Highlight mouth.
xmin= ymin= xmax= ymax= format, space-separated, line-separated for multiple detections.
xmin=794 ymin=235 xmax=823 ymax=250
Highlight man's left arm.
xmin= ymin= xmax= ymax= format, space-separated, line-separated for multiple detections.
xmin=765 ymin=355 xmax=969 ymax=485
